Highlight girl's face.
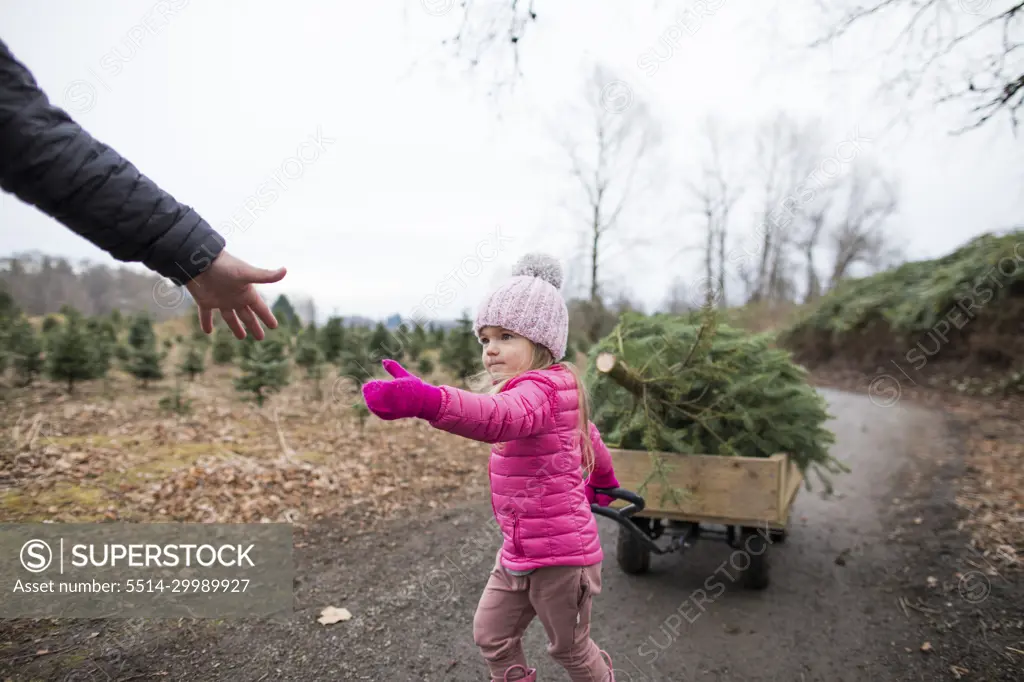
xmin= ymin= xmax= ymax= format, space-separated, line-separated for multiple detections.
xmin=479 ymin=326 xmax=534 ymax=377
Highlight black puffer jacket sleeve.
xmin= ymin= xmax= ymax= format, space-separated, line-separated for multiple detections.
xmin=0 ymin=38 xmax=224 ymax=283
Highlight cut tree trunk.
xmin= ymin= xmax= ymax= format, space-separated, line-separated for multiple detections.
xmin=596 ymin=352 xmax=648 ymax=399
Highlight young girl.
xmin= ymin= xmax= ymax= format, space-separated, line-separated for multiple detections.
xmin=362 ymin=253 xmax=621 ymax=682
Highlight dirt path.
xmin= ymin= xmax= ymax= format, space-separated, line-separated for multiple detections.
xmin=2 ymin=387 xmax=1018 ymax=681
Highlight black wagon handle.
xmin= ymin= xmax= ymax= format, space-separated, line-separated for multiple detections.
xmin=590 ymin=487 xmax=646 ymax=517
xmin=589 ymin=487 xmax=672 ymax=555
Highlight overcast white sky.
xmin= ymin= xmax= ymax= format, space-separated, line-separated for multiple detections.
xmin=2 ymin=0 xmax=1022 ymax=323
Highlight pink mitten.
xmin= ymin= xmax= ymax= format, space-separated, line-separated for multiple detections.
xmin=361 ymin=360 xmax=443 ymax=421
xmin=594 ymin=488 xmax=619 ymax=508
xmin=587 ymin=472 xmax=621 ymax=507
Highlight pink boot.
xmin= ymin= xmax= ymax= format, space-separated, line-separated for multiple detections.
xmin=600 ymin=650 xmax=615 ymax=681
xmin=498 ymin=664 xmax=537 ymax=682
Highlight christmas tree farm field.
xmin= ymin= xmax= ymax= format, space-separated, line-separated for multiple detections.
xmin=0 ymin=362 xmax=489 ymax=531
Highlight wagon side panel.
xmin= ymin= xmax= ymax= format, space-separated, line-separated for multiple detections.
xmin=608 ymin=449 xmax=786 ymax=524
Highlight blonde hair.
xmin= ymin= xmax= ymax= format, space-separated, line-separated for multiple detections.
xmin=468 ymin=342 xmax=596 ymax=479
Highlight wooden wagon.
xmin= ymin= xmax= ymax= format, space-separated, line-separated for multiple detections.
xmin=591 ymin=448 xmax=804 ymax=590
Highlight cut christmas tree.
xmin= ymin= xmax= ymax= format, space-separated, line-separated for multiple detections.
xmin=583 ymin=310 xmax=845 ymax=509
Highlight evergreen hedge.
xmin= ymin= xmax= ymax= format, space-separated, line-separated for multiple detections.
xmin=779 ymin=230 xmax=1024 ymax=342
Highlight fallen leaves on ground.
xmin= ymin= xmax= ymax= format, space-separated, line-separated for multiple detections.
xmin=0 ymin=365 xmax=490 ymax=530
xmin=951 ymin=399 xmax=1022 ymax=573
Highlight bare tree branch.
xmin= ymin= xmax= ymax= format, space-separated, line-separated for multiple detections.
xmin=795 ymin=189 xmax=836 ymax=302
xmin=813 ymin=1 xmax=1024 ymax=134
xmin=826 ymin=162 xmax=900 ymax=288
xmin=681 ymin=117 xmax=746 ymax=308
xmin=426 ymin=0 xmax=541 ymax=98
xmin=551 ymin=64 xmax=658 ymax=337
xmin=745 ymin=113 xmax=828 ymax=303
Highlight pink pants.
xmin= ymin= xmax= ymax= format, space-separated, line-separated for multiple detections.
xmin=473 ymin=550 xmax=611 ymax=681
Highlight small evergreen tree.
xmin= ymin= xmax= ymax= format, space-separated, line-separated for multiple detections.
xmin=235 ymin=336 xmax=289 ymax=406
xmin=178 ymin=343 xmax=206 ymax=381
xmin=103 ymin=309 xmax=125 ymax=382
xmin=412 ymin=322 xmax=428 ymax=353
xmin=7 ymin=315 xmax=43 ymax=386
xmin=430 ymin=323 xmax=446 ymax=347
xmin=41 ymin=314 xmax=61 ymax=336
xmin=41 ymin=316 xmax=63 ymax=359
xmin=440 ymin=311 xmax=479 ymax=382
xmin=46 ymin=312 xmax=96 ymax=392
xmin=87 ymin=317 xmax=118 ymax=378
xmin=397 ymin=322 xmax=410 ymax=350
xmin=295 ymin=332 xmax=325 ymax=376
xmin=271 ymin=294 xmax=301 ymax=332
xmin=212 ymin=327 xmax=236 ymax=364
xmin=416 ymin=356 xmax=434 ymax=378
xmin=399 ymin=321 xmax=424 ymax=362
xmin=406 ymin=339 xmax=422 ymax=362
xmin=0 ymin=287 xmax=17 ymax=320
xmin=238 ymin=333 xmax=256 ymax=361
xmin=128 ymin=313 xmax=156 ymax=351
xmin=0 ymin=288 xmax=19 ymax=374
xmin=368 ymin=322 xmax=398 ymax=362
xmin=127 ymin=344 xmax=164 ymax=388
xmin=295 ymin=330 xmax=326 ymax=400
xmin=338 ymin=342 xmax=376 ymax=386
xmin=345 ymin=324 xmax=369 ymax=350
xmin=319 ymin=316 xmax=345 ymax=362
xmin=159 ymin=375 xmax=193 ymax=415
xmin=125 ymin=315 xmax=164 ymax=387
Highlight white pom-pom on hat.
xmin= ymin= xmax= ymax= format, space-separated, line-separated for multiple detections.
xmin=512 ymin=253 xmax=563 ymax=290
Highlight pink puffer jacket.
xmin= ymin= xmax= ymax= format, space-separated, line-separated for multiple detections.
xmin=428 ymin=364 xmax=619 ymax=572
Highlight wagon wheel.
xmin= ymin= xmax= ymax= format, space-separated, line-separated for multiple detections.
xmin=616 ymin=516 xmax=652 ymax=575
xmin=739 ymin=527 xmax=771 ymax=590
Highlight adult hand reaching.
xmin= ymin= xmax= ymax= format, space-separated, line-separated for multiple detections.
xmin=186 ymin=250 xmax=287 ymax=340
xmin=0 ymin=39 xmax=284 ymax=342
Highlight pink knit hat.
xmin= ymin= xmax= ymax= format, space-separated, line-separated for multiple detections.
xmin=474 ymin=253 xmax=570 ymax=361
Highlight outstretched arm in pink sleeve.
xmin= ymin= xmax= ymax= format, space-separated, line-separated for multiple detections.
xmin=585 ymin=422 xmax=620 ymax=507
xmin=428 ymin=372 xmax=558 ymax=444
xmin=360 ymin=360 xmax=557 ymax=445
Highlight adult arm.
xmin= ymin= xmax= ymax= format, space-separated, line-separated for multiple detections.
xmin=0 ymin=37 xmax=223 ymax=282
xmin=0 ymin=38 xmax=286 ymax=339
